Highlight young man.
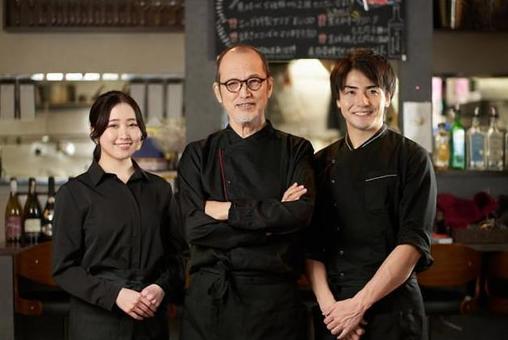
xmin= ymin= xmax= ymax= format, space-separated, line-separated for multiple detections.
xmin=306 ymin=49 xmax=436 ymax=340
xmin=178 ymin=44 xmax=315 ymax=340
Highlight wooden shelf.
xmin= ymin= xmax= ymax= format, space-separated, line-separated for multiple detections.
xmin=36 ymin=102 xmax=92 ymax=111
xmin=3 ymin=0 xmax=184 ymax=32
xmin=435 ymin=169 xmax=508 ymax=177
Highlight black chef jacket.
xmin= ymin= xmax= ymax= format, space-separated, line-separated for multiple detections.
xmin=307 ymin=125 xmax=436 ymax=338
xmin=178 ymin=121 xmax=315 ymax=275
xmin=53 ymin=160 xmax=185 ymax=339
xmin=177 ymin=121 xmax=315 ymax=340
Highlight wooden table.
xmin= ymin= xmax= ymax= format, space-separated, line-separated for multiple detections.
xmin=463 ymin=243 xmax=508 ymax=252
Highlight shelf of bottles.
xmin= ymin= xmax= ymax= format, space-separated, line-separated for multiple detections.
xmin=434 ymin=105 xmax=507 ymax=173
xmin=4 ymin=176 xmax=55 ymax=245
xmin=432 ymin=76 xmax=508 ymax=173
xmin=3 ymin=0 xmax=184 ymax=31
xmin=434 ymin=0 xmax=508 ymax=31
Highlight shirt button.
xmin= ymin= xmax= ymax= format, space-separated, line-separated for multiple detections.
xmin=339 ymin=272 xmax=344 ymax=278
xmin=336 ymin=226 xmax=341 ymax=232
xmin=338 ymin=250 xmax=344 ymax=256
xmin=331 ymin=179 xmax=335 ymax=184
xmin=333 ymin=202 xmax=337 ymax=207
xmin=331 ymin=159 xmax=336 ymax=164
xmin=227 ymin=180 xmax=231 ymax=185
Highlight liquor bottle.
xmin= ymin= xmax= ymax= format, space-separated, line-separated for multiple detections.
xmin=466 ymin=107 xmax=486 ymax=170
xmin=486 ymin=106 xmax=505 ymax=171
xmin=41 ymin=176 xmax=55 ymax=240
xmin=449 ymin=105 xmax=466 ymax=169
xmin=434 ymin=122 xmax=450 ymax=170
xmin=23 ymin=177 xmax=42 ymax=245
xmin=5 ymin=177 xmax=23 ymax=243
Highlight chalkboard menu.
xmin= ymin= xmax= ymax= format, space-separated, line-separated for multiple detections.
xmin=215 ymin=0 xmax=406 ymax=60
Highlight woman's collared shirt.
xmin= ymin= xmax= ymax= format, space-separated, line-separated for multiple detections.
xmin=53 ymin=161 xmax=184 ymax=310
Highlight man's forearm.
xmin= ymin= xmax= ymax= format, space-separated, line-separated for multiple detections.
xmin=305 ymin=259 xmax=336 ymax=311
xmin=204 ymin=200 xmax=231 ymax=220
xmin=353 ymin=244 xmax=421 ymax=310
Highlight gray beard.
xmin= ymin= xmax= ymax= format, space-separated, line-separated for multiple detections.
xmin=231 ymin=113 xmax=256 ymax=125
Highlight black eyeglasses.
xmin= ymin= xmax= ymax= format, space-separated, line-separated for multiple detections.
xmin=219 ymin=77 xmax=267 ymax=93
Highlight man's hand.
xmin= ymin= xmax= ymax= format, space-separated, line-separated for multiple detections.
xmin=115 ymin=288 xmax=154 ymax=320
xmin=338 ymin=325 xmax=366 ymax=340
xmin=281 ymin=182 xmax=307 ymax=202
xmin=323 ymin=297 xmax=367 ymax=339
xmin=320 ymin=297 xmax=365 ymax=340
xmin=140 ymin=284 xmax=165 ymax=313
xmin=204 ymin=201 xmax=231 ymax=220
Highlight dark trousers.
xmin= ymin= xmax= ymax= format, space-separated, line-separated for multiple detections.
xmin=69 ymin=297 xmax=169 ymax=340
xmin=315 ymin=277 xmax=425 ymax=340
xmin=181 ymin=269 xmax=307 ymax=340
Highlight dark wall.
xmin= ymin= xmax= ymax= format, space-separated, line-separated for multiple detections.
xmin=184 ymin=0 xmax=224 ymax=143
xmin=184 ymin=0 xmax=434 ymax=142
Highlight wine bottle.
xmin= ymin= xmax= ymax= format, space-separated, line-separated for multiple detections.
xmin=41 ymin=176 xmax=55 ymax=240
xmin=23 ymin=177 xmax=42 ymax=245
xmin=5 ymin=177 xmax=23 ymax=243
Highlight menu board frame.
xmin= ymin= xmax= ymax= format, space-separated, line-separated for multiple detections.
xmin=215 ymin=0 xmax=406 ymax=60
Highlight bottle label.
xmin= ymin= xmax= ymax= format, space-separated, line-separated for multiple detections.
xmin=489 ymin=136 xmax=504 ymax=157
xmin=452 ymin=130 xmax=465 ymax=167
xmin=42 ymin=222 xmax=53 ymax=237
xmin=488 ymin=135 xmax=504 ymax=169
xmin=470 ymin=134 xmax=485 ymax=163
xmin=24 ymin=218 xmax=41 ymax=233
xmin=6 ymin=216 xmax=22 ymax=239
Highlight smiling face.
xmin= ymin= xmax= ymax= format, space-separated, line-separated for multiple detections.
xmin=337 ymin=69 xmax=391 ymax=140
xmin=213 ymin=48 xmax=273 ymax=130
xmin=98 ymin=103 xmax=143 ymax=164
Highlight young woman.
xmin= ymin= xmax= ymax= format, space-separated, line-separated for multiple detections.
xmin=53 ymin=90 xmax=184 ymax=340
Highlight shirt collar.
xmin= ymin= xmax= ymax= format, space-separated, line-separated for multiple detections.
xmin=225 ymin=119 xmax=274 ymax=144
xmin=88 ymin=159 xmax=148 ymax=186
xmin=345 ymin=124 xmax=388 ymax=151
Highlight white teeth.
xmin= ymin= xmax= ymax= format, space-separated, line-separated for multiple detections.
xmin=354 ymin=111 xmax=371 ymax=116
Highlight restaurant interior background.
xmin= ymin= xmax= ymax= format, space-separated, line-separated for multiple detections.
xmin=1 ymin=0 xmax=508 ymax=339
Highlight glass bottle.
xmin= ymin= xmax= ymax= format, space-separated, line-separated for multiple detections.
xmin=23 ymin=177 xmax=42 ymax=245
xmin=486 ymin=106 xmax=504 ymax=171
xmin=41 ymin=176 xmax=55 ymax=241
xmin=434 ymin=122 xmax=450 ymax=170
xmin=450 ymin=105 xmax=466 ymax=169
xmin=466 ymin=107 xmax=486 ymax=170
xmin=5 ymin=177 xmax=23 ymax=243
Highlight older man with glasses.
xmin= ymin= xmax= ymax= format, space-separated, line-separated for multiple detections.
xmin=177 ymin=44 xmax=315 ymax=340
